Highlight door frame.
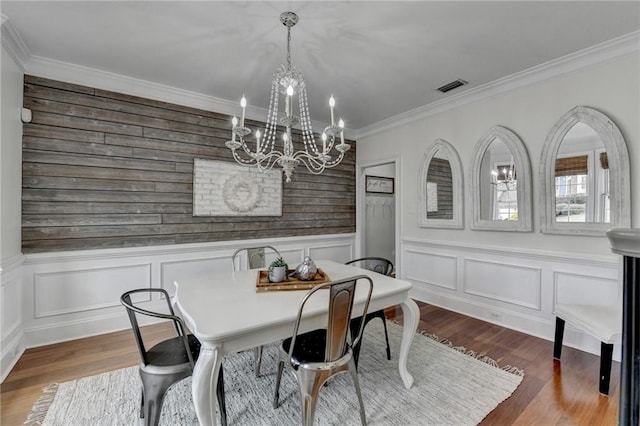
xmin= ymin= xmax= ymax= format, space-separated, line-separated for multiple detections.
xmin=356 ymin=156 xmax=401 ymax=276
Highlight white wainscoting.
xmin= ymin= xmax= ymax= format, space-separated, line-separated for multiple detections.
xmin=35 ymin=263 xmax=153 ymax=318
xmin=401 ymin=237 xmax=621 ymax=359
xmin=1 ymin=254 xmax=25 ymax=382
xmin=463 ymin=258 xmax=542 ymax=310
xmin=8 ymin=234 xmax=354 ymax=381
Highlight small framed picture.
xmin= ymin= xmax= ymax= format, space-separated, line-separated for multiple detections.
xmin=365 ymin=175 xmax=395 ymax=194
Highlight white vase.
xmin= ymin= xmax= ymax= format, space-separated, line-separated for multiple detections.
xmin=269 ymin=266 xmax=287 ymax=283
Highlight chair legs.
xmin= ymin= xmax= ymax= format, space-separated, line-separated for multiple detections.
xmin=380 ymin=314 xmax=391 ymax=360
xmin=273 ymin=359 xmax=285 ymax=409
xmin=217 ymin=366 xmax=228 ymax=426
xmin=140 ymin=371 xmax=187 ymax=426
xmin=553 ymin=316 xmax=614 ymax=396
xmin=255 ymin=345 xmax=263 ymax=377
xmin=272 ymin=357 xmax=367 ymax=426
xmin=599 ymin=342 xmax=614 ymax=395
xmin=139 ymin=367 xmax=227 ymax=426
xmin=347 ymin=358 xmax=367 ymax=425
xmin=553 ymin=317 xmax=565 ymax=360
xmin=351 ymin=311 xmax=392 ymax=368
xmin=297 ymin=368 xmax=330 ymax=426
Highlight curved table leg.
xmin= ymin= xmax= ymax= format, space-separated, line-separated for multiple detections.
xmin=192 ymin=345 xmax=222 ymax=426
xmin=398 ymin=297 xmax=419 ymax=389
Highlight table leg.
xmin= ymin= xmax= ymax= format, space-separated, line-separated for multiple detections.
xmin=192 ymin=345 xmax=222 ymax=426
xmin=398 ymin=297 xmax=419 ymax=389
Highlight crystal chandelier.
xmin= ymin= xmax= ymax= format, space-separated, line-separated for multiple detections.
xmin=490 ymin=162 xmax=517 ymax=191
xmin=225 ymin=11 xmax=350 ymax=183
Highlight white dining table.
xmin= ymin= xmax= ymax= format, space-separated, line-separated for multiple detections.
xmin=174 ymin=259 xmax=420 ymax=426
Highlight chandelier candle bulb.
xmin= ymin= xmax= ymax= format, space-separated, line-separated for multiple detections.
xmin=339 ymin=118 xmax=345 ymax=144
xmin=286 ymin=85 xmax=293 ymax=117
xmin=231 ymin=116 xmax=238 ymax=142
xmin=256 ymin=130 xmax=261 ymax=152
xmin=240 ymin=96 xmax=247 ymax=127
xmin=322 ymin=132 xmax=327 ymax=153
xmin=329 ymin=95 xmax=335 ymax=126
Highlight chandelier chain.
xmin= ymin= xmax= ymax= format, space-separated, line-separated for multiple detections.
xmin=286 ymin=25 xmax=292 ymax=71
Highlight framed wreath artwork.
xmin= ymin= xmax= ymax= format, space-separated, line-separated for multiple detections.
xmin=192 ymin=159 xmax=282 ymax=216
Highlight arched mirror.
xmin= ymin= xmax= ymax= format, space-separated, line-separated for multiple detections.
xmin=540 ymin=106 xmax=630 ymax=235
xmin=471 ymin=126 xmax=533 ymax=232
xmin=419 ymin=139 xmax=464 ymax=229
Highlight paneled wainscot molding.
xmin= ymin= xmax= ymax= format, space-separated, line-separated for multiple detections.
xmin=401 ymin=237 xmax=620 ymax=360
xmin=5 ymin=233 xmax=355 ymax=382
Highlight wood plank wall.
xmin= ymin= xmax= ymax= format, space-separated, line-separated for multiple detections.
xmin=426 ymin=158 xmax=453 ymax=219
xmin=21 ymin=76 xmax=356 ymax=253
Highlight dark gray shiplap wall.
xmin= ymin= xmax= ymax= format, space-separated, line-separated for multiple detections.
xmin=22 ymin=76 xmax=356 ymax=253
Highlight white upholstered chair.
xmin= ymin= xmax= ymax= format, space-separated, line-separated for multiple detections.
xmin=553 ymin=303 xmax=622 ymax=395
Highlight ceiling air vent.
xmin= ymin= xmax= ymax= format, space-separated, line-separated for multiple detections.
xmin=437 ymin=79 xmax=468 ymax=93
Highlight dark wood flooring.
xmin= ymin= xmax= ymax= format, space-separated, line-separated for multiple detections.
xmin=1 ymin=301 xmax=619 ymax=425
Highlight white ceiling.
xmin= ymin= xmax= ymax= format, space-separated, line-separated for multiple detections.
xmin=2 ymin=1 xmax=639 ymax=131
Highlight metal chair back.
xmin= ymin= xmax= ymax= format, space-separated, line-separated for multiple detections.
xmin=120 ymin=288 xmax=193 ymax=367
xmin=231 ymin=245 xmax=282 ymax=271
xmin=345 ymin=257 xmax=393 ymax=276
xmin=289 ymin=275 xmax=373 ymax=364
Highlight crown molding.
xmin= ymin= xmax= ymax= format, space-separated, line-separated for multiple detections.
xmin=356 ymin=30 xmax=640 ymax=139
xmin=26 ymin=54 xmax=244 ymax=117
xmin=0 ymin=15 xmax=29 ymax=70
xmin=9 ymin=19 xmax=635 ymax=142
xmin=23 ymin=55 xmax=353 ymax=139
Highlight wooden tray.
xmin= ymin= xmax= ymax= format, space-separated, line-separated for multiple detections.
xmin=256 ymin=268 xmax=331 ymax=292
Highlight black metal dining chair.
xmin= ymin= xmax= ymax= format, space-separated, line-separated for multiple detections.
xmin=121 ymin=288 xmax=227 ymax=426
xmin=272 ymin=275 xmax=373 ymax=426
xmin=345 ymin=257 xmax=394 ymax=366
xmin=231 ymin=245 xmax=282 ymax=377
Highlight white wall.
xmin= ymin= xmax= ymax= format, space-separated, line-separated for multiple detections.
xmin=1 ymin=44 xmax=25 ymax=381
xmin=357 ymin=51 xmax=639 ymax=357
xmin=1 ymin=45 xmax=23 ymax=259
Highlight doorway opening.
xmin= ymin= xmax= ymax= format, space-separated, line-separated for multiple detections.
xmin=358 ymin=160 xmax=399 ymax=275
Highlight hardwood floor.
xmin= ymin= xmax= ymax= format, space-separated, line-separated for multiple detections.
xmin=1 ymin=301 xmax=619 ymax=425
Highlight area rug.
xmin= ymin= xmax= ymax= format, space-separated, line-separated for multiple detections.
xmin=25 ymin=321 xmax=523 ymax=425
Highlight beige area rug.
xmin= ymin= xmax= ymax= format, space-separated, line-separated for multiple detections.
xmin=25 ymin=321 xmax=523 ymax=425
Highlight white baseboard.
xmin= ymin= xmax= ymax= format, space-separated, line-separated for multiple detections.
xmin=1 ymin=330 xmax=25 ymax=383
xmin=23 ymin=307 xmax=166 ymax=349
